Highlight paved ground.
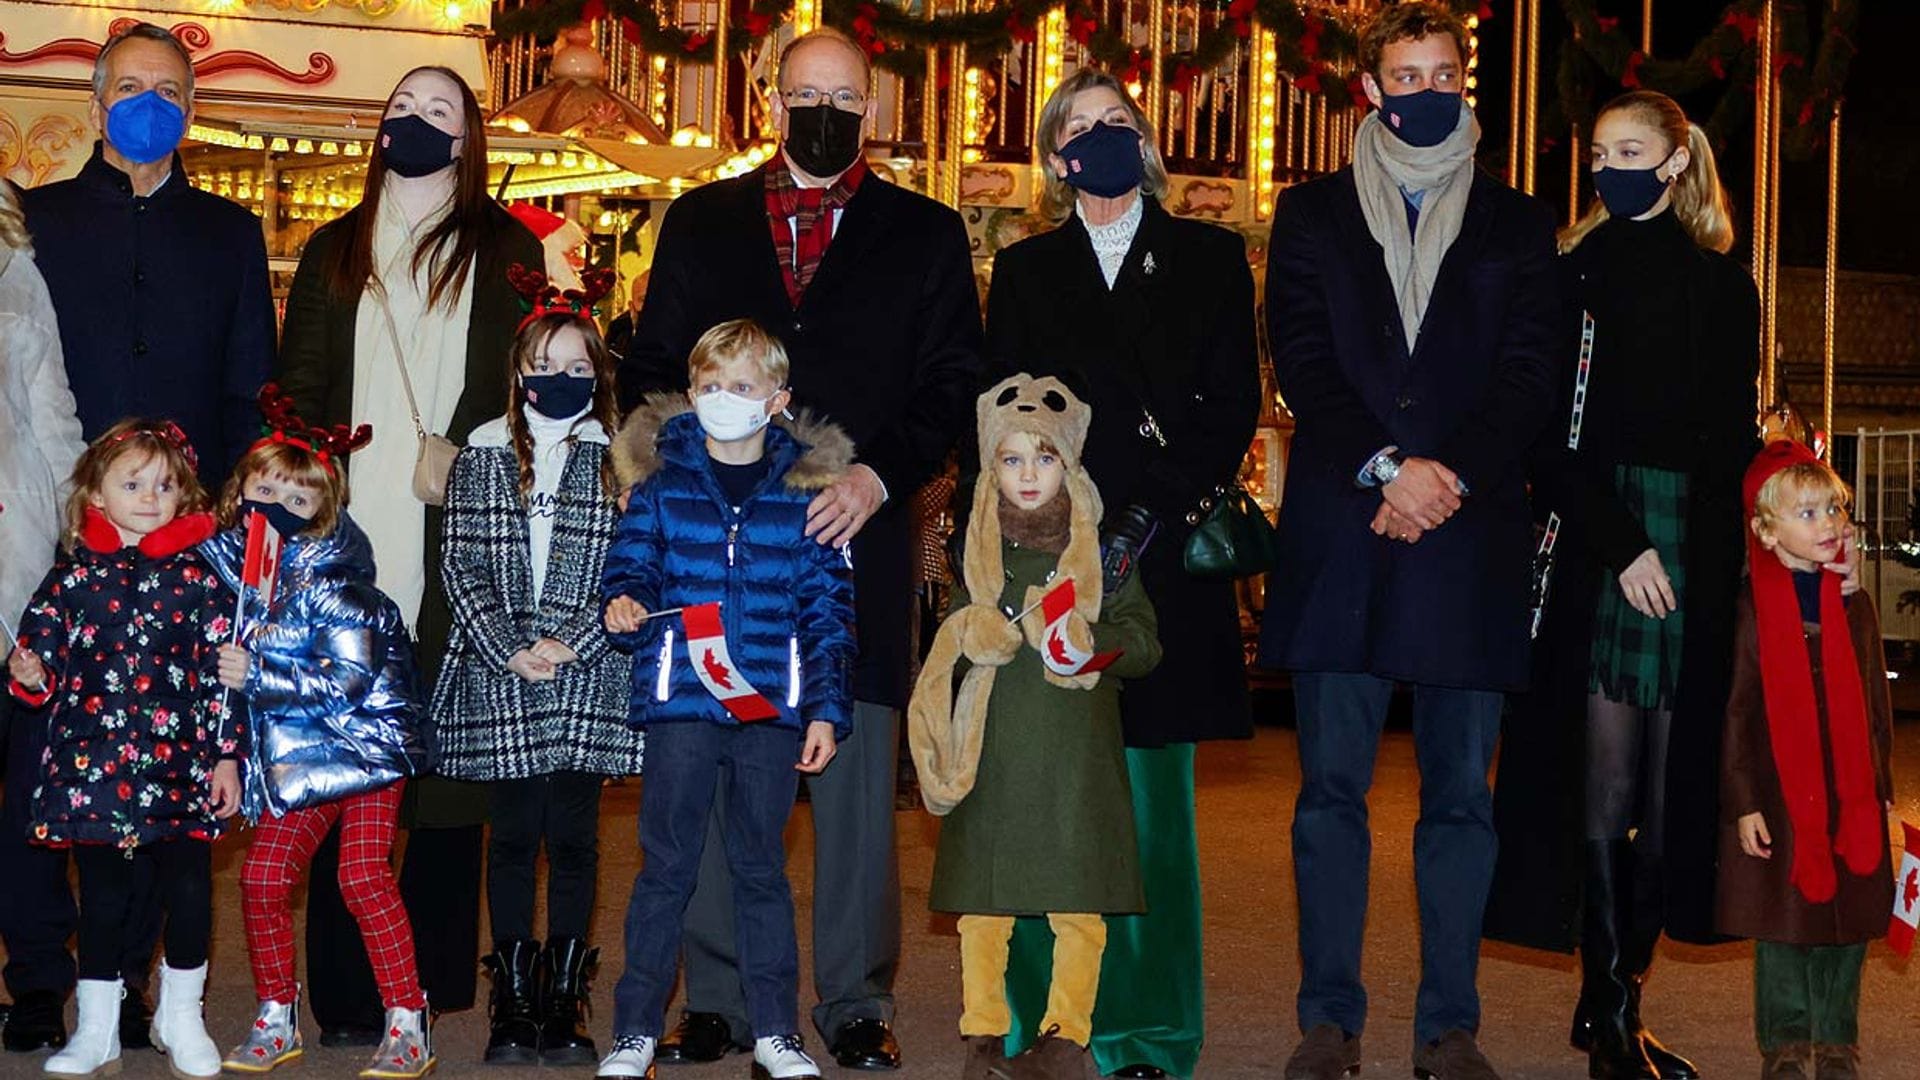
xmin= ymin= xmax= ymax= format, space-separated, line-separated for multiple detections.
xmin=5 ymin=719 xmax=1920 ymax=1080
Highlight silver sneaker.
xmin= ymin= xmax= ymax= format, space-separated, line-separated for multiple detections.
xmin=222 ymin=996 xmax=303 ymax=1073
xmin=358 ymin=1007 xmax=434 ymax=1079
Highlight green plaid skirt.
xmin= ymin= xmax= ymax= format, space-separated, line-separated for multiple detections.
xmin=1589 ymin=465 xmax=1689 ymax=710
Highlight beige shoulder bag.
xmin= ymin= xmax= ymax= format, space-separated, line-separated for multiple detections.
xmin=373 ymin=283 xmax=458 ymax=506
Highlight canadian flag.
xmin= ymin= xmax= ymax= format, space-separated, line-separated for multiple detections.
xmin=1888 ymin=821 xmax=1920 ymax=957
xmin=240 ymin=509 xmax=283 ymax=612
xmin=1037 ymin=578 xmax=1123 ymax=678
xmin=681 ymin=602 xmax=779 ymax=722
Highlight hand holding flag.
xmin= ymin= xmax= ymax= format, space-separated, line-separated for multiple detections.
xmin=1017 ymin=578 xmax=1122 ymax=680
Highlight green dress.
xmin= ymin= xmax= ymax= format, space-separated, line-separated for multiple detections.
xmin=928 ymin=541 xmax=1161 ymax=916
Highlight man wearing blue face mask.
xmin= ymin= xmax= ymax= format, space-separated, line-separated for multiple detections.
xmin=3 ymin=20 xmax=272 ymax=1059
xmin=1258 ymin=4 xmax=1560 ymax=1079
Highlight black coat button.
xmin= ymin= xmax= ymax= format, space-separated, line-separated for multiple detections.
xmin=1396 ymin=394 xmax=1415 ymax=409
xmin=792 ymin=320 xmax=803 ymax=332
xmin=134 ymin=270 xmax=146 ymax=284
xmin=133 ymin=341 xmax=149 ymax=356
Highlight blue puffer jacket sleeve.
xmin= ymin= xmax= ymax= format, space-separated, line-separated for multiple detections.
xmin=795 ymin=536 xmax=855 ymax=738
xmin=601 ymin=480 xmax=668 ymax=656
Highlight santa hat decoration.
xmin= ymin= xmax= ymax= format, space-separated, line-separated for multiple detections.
xmin=506 ymin=202 xmax=589 ymax=292
xmin=507 ymin=261 xmax=616 ymax=333
xmin=253 ymin=383 xmax=372 ymax=474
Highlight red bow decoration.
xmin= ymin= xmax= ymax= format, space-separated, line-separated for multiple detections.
xmin=255 ymin=383 xmax=372 ymax=470
xmin=107 ymin=420 xmax=199 ymax=473
xmin=508 ymin=262 xmax=617 ymax=332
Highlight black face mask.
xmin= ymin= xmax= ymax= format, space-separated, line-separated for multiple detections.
xmin=239 ymin=499 xmax=311 ymax=539
xmin=378 ymin=114 xmax=458 ymax=179
xmin=521 ymin=374 xmax=596 ymax=421
xmin=782 ymin=104 xmax=864 ymax=179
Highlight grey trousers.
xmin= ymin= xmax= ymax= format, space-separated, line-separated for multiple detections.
xmin=680 ymin=701 xmax=901 ymax=1043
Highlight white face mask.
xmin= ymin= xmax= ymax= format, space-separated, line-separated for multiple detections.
xmin=692 ymin=389 xmax=773 ymax=442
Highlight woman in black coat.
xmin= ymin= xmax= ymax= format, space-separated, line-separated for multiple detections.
xmin=1484 ymin=92 xmax=1761 ymax=1080
xmin=274 ymin=65 xmax=542 ymax=1039
xmin=986 ymin=69 xmax=1259 ymax=1080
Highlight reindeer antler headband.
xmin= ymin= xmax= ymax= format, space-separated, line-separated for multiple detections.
xmin=252 ymin=383 xmax=372 ymax=474
xmin=508 ymin=262 xmax=616 ymax=333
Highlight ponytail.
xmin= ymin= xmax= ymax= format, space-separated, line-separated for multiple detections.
xmin=1558 ymin=92 xmax=1736 ymax=255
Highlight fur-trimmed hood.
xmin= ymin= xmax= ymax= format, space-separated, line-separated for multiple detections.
xmin=610 ymin=392 xmax=854 ymax=493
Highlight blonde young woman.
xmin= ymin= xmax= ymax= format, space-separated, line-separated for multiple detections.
xmin=1486 ymin=90 xmax=1769 ymax=1080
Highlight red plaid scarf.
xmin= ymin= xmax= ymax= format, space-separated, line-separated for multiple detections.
xmin=764 ymin=157 xmax=867 ymax=306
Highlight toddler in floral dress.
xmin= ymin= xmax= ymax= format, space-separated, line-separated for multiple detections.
xmin=5 ymin=419 xmax=243 ymax=1080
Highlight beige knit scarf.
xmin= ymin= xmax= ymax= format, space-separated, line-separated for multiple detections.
xmin=1351 ymin=102 xmax=1481 ymax=352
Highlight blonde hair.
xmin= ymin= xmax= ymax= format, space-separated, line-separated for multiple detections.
xmin=1561 ymin=91 xmax=1735 ymax=254
xmin=688 ymin=318 xmax=790 ymax=388
xmin=1751 ymin=461 xmax=1851 ymax=536
xmin=217 ymin=439 xmax=347 ymax=538
xmin=0 ymin=180 xmax=30 ymax=253
xmin=1034 ymin=68 xmax=1171 ymax=225
xmin=65 ymin=420 xmax=210 ymax=550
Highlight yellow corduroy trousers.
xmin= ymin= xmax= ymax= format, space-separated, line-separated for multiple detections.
xmin=958 ymin=913 xmax=1106 ymax=1046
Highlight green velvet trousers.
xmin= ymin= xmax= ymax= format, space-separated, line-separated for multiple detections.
xmin=1004 ymin=744 xmax=1204 ymax=1077
xmin=1753 ymin=941 xmax=1867 ymax=1051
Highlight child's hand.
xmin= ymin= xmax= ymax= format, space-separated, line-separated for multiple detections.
xmin=530 ymin=638 xmax=579 ymax=665
xmin=796 ymin=721 xmax=838 ymax=774
xmin=217 ymin=645 xmax=251 ymax=690
xmin=506 ymin=649 xmax=557 ymax=682
xmin=8 ymin=646 xmax=47 ymax=692
xmin=604 ymin=595 xmax=649 ymax=635
xmin=209 ymin=760 xmax=242 ymax=820
xmin=1018 ymin=584 xmax=1093 ymax=655
xmin=1737 ymin=812 xmax=1773 ymax=859
xmin=1826 ymin=525 xmax=1861 ymax=596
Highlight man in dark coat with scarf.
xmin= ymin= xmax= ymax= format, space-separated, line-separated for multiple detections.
xmin=2 ymin=22 xmax=271 ymax=1055
xmin=1255 ymin=5 xmax=1558 ymax=1079
xmin=618 ymin=27 xmax=985 ymax=1072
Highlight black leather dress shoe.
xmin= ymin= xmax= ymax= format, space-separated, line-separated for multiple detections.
xmin=1112 ymin=1067 xmax=1168 ymax=1079
xmin=655 ymin=1010 xmax=748 ymax=1065
xmin=318 ymin=1022 xmax=385 ymax=1048
xmin=830 ymin=1018 xmax=901 ymax=1071
xmin=2 ymin=990 xmax=67 ymax=1053
xmin=119 ymin=986 xmax=153 ymax=1050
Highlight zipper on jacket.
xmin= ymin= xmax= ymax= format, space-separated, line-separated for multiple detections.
xmin=655 ymin=629 xmax=674 ymax=702
xmin=726 ymin=522 xmax=739 ymax=567
xmin=787 ymin=636 xmax=801 ymax=708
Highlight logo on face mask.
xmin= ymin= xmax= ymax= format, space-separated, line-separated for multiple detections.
xmin=1593 ymin=152 xmax=1678 ymax=220
xmin=693 ymin=390 xmax=773 ymax=443
xmin=1377 ymin=88 xmax=1462 ymax=148
xmin=782 ymin=103 xmax=865 ymax=179
xmin=105 ymin=90 xmax=186 ymax=165
xmin=521 ymin=373 xmax=596 ymax=421
xmin=378 ymin=114 xmax=459 ymax=179
xmin=1057 ymin=121 xmax=1146 ymax=199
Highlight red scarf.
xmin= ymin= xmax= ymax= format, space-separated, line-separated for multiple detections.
xmin=764 ymin=157 xmax=866 ymax=307
xmin=1742 ymin=439 xmax=1881 ymax=903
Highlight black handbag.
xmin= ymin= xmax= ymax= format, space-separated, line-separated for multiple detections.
xmin=1183 ymin=483 xmax=1280 ymax=580
xmin=1530 ymin=310 xmax=1596 ymax=639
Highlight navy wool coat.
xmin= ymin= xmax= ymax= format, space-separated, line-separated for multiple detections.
xmin=1257 ymin=167 xmax=1560 ymax=691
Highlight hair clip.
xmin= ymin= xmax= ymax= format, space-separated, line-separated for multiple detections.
xmin=509 ymin=262 xmax=617 ymax=332
xmin=108 ymin=421 xmax=200 ymax=472
xmin=255 ymin=383 xmax=372 ymax=471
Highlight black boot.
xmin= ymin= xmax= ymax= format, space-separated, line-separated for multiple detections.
xmin=1618 ymin=846 xmax=1699 ymax=1080
xmin=1578 ymin=840 xmax=1658 ymax=1080
xmin=1 ymin=989 xmax=67 ymax=1052
xmin=482 ymin=939 xmax=542 ymax=1064
xmin=538 ymin=937 xmax=598 ymax=1065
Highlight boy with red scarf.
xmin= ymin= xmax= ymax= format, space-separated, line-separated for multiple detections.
xmin=1717 ymin=438 xmax=1893 ymax=1080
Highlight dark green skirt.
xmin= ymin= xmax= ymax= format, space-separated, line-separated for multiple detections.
xmin=1588 ymin=465 xmax=1689 ymax=711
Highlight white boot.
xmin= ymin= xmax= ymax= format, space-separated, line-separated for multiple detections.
xmin=149 ymin=962 xmax=220 ymax=1079
xmin=43 ymin=978 xmax=121 ymax=1079
xmin=596 ymin=1034 xmax=657 ymax=1079
xmin=751 ymin=1034 xmax=821 ymax=1080
xmin=359 ymin=1006 xmax=435 ymax=1079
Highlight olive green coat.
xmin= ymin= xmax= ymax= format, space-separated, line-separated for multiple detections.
xmin=929 ymin=542 xmax=1161 ymax=915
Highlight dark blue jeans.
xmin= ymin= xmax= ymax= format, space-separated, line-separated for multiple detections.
xmin=1290 ymin=672 xmax=1502 ymax=1048
xmin=612 ymin=721 xmax=804 ymax=1039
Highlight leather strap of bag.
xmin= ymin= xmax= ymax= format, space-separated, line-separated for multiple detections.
xmin=373 ymin=278 xmax=430 ymax=441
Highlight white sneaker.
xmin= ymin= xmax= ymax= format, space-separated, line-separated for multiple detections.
xmin=150 ymin=961 xmax=220 ymax=1079
xmin=751 ymin=1034 xmax=821 ymax=1080
xmin=596 ymin=1034 xmax=658 ymax=1078
xmin=44 ymin=978 xmax=121 ymax=1079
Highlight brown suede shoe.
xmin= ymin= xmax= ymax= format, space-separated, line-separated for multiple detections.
xmin=1283 ymin=1024 xmax=1361 ymax=1080
xmin=962 ymin=1035 xmax=1012 ymax=1080
xmin=1006 ymin=1028 xmax=1087 ymax=1080
xmin=1812 ymin=1044 xmax=1857 ymax=1080
xmin=1762 ymin=1043 xmax=1812 ymax=1079
xmin=1412 ymin=1030 xmax=1500 ymax=1080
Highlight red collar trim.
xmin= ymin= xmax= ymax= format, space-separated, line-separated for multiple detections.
xmin=79 ymin=508 xmax=216 ymax=557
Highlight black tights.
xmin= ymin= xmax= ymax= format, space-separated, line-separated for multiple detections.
xmin=73 ymin=840 xmax=211 ymax=980
xmin=1584 ymin=693 xmax=1673 ymax=849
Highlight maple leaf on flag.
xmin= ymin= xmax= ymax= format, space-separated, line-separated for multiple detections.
xmin=1906 ymin=867 xmax=1919 ymax=914
xmin=702 ymin=648 xmax=734 ymax=691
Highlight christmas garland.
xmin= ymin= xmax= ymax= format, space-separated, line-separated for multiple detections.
xmin=493 ymin=0 xmax=794 ymax=61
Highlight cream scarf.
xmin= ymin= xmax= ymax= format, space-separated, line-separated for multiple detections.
xmin=1351 ymin=102 xmax=1481 ymax=351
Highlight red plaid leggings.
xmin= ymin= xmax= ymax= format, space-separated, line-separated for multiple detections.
xmin=239 ymin=781 xmax=425 ymax=1009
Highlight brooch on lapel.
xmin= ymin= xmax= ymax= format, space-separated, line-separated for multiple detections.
xmin=1143 ymin=252 xmax=1156 ymax=275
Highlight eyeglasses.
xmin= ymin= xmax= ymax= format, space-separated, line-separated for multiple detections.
xmin=782 ymin=87 xmax=866 ymax=112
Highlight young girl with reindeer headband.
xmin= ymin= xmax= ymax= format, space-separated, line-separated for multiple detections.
xmin=431 ymin=263 xmax=642 ymax=1067
xmin=197 ymin=387 xmax=438 ymax=1079
xmin=5 ymin=420 xmax=239 ymax=1080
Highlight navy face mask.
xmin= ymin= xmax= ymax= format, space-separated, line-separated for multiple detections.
xmin=1593 ymin=153 xmax=1677 ymax=220
xmin=1376 ymin=88 xmax=1462 ymax=148
xmin=1056 ymin=122 xmax=1146 ymax=199
xmin=239 ymin=499 xmax=311 ymax=539
xmin=522 ymin=373 xmax=596 ymax=420
xmin=379 ymin=114 xmax=458 ymax=179
xmin=105 ymin=90 xmax=186 ymax=165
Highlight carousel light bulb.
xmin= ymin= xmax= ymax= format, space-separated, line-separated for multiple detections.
xmin=294 ymin=139 xmax=313 ymax=154
xmin=319 ymin=141 xmax=338 ymax=155
xmin=443 ymin=2 xmax=463 ymax=21
xmin=561 ymin=152 xmax=579 ymax=169
xmin=345 ymin=141 xmax=363 ymax=156
xmin=539 ymin=151 xmax=558 ymax=166
xmin=270 ymin=137 xmax=290 ymax=152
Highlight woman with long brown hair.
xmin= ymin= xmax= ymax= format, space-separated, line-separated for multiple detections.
xmin=1486 ymin=90 xmax=1767 ymax=1080
xmin=276 ymin=64 xmax=542 ymax=1043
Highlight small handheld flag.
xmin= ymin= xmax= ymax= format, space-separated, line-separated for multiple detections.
xmin=1889 ymin=820 xmax=1920 ymax=957
xmin=239 ymin=509 xmax=284 ymax=616
xmin=681 ymin=602 xmax=779 ymax=722
xmin=1036 ymin=578 xmax=1122 ymax=678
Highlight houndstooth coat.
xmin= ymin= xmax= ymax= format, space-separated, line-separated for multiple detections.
xmin=431 ymin=415 xmax=643 ymax=779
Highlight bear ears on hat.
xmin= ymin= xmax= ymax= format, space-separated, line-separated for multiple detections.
xmin=976 ymin=373 xmax=1092 ymax=468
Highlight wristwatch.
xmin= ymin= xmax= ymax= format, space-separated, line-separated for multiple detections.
xmin=1367 ymin=449 xmax=1406 ymax=487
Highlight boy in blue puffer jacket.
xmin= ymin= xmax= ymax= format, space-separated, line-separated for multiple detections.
xmin=598 ymin=318 xmax=855 ymax=1080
